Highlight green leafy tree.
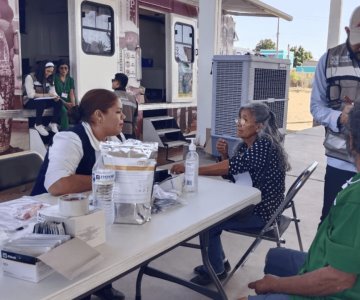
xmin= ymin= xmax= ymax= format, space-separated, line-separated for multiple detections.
xmin=254 ymin=39 xmax=276 ymax=52
xmin=290 ymin=46 xmax=313 ymax=67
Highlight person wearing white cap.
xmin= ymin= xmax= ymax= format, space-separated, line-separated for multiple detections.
xmin=23 ymin=61 xmax=62 ymax=136
xmin=310 ymin=5 xmax=360 ymax=224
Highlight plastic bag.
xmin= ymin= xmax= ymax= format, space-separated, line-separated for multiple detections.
xmin=100 ymin=140 xmax=158 ymax=224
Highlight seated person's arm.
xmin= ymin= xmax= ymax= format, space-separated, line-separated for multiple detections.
xmin=45 ymin=131 xmax=91 ymax=196
xmin=24 ymin=75 xmax=36 ymax=98
xmin=171 ymin=160 xmax=229 ymax=177
xmin=216 ymin=138 xmax=229 ymax=160
xmin=48 ymin=85 xmax=60 ymax=100
xmin=69 ymin=88 xmax=76 ymax=105
xmin=48 ymin=175 xmax=91 ymax=196
xmin=248 ymin=266 xmax=356 ymax=297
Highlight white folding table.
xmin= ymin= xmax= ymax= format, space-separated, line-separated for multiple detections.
xmin=0 ymin=176 xmax=261 ymax=300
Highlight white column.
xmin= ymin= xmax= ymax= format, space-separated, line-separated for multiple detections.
xmin=197 ymin=0 xmax=222 ymax=146
xmin=327 ymin=0 xmax=343 ymax=49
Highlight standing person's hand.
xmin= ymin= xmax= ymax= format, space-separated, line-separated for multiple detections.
xmin=339 ymin=97 xmax=354 ymax=126
xmin=216 ymin=138 xmax=229 ymax=160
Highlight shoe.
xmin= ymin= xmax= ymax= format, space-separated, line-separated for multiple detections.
xmin=190 ymin=269 xmax=228 ymax=286
xmin=49 ymin=122 xmax=59 ymax=133
xmin=93 ymin=286 xmax=125 ymax=300
xmin=194 ymin=260 xmax=231 ymax=275
xmin=34 ymin=124 xmax=49 ymax=136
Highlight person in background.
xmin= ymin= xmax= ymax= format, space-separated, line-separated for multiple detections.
xmin=23 ymin=61 xmax=62 ymax=136
xmin=310 ymin=5 xmax=360 ymax=223
xmin=238 ymin=103 xmax=360 ymax=300
xmin=112 ymin=72 xmax=138 ymax=139
xmin=31 ymin=89 xmax=126 ymax=300
xmin=171 ymin=102 xmax=290 ymax=286
xmin=54 ymin=59 xmax=76 ymax=129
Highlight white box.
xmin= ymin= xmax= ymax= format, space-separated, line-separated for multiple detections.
xmin=37 ymin=206 xmax=106 ymax=247
xmin=2 ymin=252 xmax=53 ymax=283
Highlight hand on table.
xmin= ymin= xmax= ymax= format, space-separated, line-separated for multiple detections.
xmin=170 ymin=163 xmax=185 ymax=174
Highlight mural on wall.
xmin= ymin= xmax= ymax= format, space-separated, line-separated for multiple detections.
xmin=178 ymin=62 xmax=193 ymax=97
xmin=220 ymin=15 xmax=237 ymax=55
xmin=174 ymin=22 xmax=194 ymax=98
xmin=0 ymin=0 xmax=17 ymax=154
xmin=119 ymin=0 xmax=140 ymax=79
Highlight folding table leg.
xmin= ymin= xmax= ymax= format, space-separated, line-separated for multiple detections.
xmin=199 ymin=231 xmax=228 ymax=300
xmin=135 ymin=264 xmax=147 ymax=300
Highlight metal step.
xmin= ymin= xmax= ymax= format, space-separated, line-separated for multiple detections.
xmin=156 ymin=128 xmax=181 ymax=135
xmin=143 ymin=116 xmax=174 ymax=122
xmin=163 ymin=140 xmax=188 ymax=148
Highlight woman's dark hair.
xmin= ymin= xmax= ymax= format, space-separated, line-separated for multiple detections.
xmin=348 ymin=103 xmax=360 ymax=155
xmin=56 ymin=59 xmax=70 ymax=74
xmin=239 ymin=102 xmax=291 ymax=171
xmin=34 ymin=61 xmax=54 ymax=84
xmin=69 ymin=89 xmax=118 ymax=124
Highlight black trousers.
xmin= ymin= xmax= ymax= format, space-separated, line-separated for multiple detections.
xmin=321 ymin=164 xmax=356 ymax=223
xmin=24 ymin=98 xmax=62 ymax=125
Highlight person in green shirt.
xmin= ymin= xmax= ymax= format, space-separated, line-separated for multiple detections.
xmin=54 ymin=59 xmax=76 ymax=129
xmin=239 ymin=102 xmax=360 ymax=300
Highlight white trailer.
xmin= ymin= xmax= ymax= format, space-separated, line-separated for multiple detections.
xmin=0 ymin=0 xmax=293 ymax=156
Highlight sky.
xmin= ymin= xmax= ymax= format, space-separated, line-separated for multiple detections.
xmin=234 ymin=0 xmax=358 ymax=60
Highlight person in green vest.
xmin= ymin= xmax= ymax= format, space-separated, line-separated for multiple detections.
xmin=54 ymin=59 xmax=76 ymax=129
xmin=239 ymin=103 xmax=360 ymax=300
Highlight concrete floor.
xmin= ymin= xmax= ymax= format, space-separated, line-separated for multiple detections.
xmin=104 ymin=126 xmax=326 ymax=300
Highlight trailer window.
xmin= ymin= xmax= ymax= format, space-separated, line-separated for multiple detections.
xmin=81 ymin=1 xmax=114 ymax=56
xmin=174 ymin=23 xmax=194 ymax=63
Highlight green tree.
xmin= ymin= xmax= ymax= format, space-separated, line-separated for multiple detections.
xmin=254 ymin=39 xmax=276 ymax=52
xmin=290 ymin=46 xmax=313 ymax=67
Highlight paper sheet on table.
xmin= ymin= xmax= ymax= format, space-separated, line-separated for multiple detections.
xmin=38 ymin=238 xmax=103 ymax=280
xmin=233 ymin=172 xmax=253 ymax=187
xmin=34 ymin=97 xmax=56 ymax=100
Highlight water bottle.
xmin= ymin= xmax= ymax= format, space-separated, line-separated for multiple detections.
xmin=92 ymin=151 xmax=115 ymax=226
xmin=184 ymin=138 xmax=199 ymax=193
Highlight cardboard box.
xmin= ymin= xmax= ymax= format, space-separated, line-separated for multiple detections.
xmin=2 ymin=238 xmax=102 ymax=283
xmin=37 ymin=206 xmax=106 ymax=247
xmin=1 ymin=250 xmax=53 ymax=283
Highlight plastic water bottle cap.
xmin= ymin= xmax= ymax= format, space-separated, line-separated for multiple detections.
xmin=189 ymin=138 xmax=196 ymax=151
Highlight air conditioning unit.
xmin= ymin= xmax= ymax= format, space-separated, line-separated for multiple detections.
xmin=211 ymin=55 xmax=290 ymax=156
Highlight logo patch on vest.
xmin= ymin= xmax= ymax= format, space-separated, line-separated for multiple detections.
xmin=339 ymin=55 xmax=351 ymax=63
xmin=329 ymin=55 xmax=339 ymax=66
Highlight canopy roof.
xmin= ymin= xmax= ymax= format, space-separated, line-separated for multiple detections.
xmin=178 ymin=0 xmax=293 ymax=21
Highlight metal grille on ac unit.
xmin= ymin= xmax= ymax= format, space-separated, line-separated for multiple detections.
xmin=211 ymin=55 xmax=290 ymax=156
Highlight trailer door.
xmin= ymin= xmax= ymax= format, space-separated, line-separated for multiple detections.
xmin=68 ymin=0 xmax=118 ymax=99
xmin=166 ymin=14 xmax=197 ymax=103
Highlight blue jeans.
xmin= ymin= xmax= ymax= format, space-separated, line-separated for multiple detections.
xmin=208 ymin=212 xmax=266 ymax=274
xmin=248 ymin=248 xmax=307 ymax=300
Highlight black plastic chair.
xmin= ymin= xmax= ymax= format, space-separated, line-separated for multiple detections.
xmin=224 ymin=161 xmax=318 ymax=284
xmin=0 ymin=151 xmax=43 ymax=201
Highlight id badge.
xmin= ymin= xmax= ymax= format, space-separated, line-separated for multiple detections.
xmin=61 ymin=92 xmax=68 ymax=98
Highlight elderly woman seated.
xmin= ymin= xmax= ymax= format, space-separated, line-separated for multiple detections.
xmin=171 ymin=102 xmax=290 ymax=285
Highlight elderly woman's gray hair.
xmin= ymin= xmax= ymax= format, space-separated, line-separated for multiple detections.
xmin=239 ymin=102 xmax=290 ymax=171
